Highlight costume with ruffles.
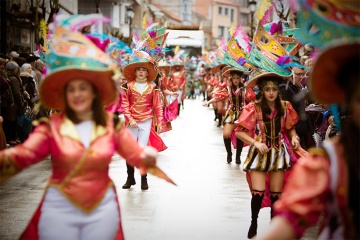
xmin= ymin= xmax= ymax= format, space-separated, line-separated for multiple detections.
xmin=235 ymin=101 xmax=299 ymax=171
xmin=235 ymin=101 xmax=308 ymax=207
xmin=274 ymin=136 xmax=358 ymax=239
xmin=0 ymin=112 xmax=146 ymax=240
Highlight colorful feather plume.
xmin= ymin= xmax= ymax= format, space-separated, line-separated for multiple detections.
xmin=85 ymin=35 xmax=110 ymax=52
xmin=142 ymin=16 xmax=147 ymax=30
xmin=260 ymin=3 xmax=275 ymax=24
xmin=233 ymin=24 xmax=252 ymax=54
xmin=270 ymin=21 xmax=283 ymax=35
xmin=237 ymin=57 xmax=247 ymax=66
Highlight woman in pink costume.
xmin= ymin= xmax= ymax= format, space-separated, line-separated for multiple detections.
xmin=256 ymin=40 xmax=360 ymax=240
xmin=0 ymin=17 xmax=173 ymax=240
xmin=204 ymin=67 xmax=256 ymax=164
xmin=235 ymin=70 xmax=301 ymax=238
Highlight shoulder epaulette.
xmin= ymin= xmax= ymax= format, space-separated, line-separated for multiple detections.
xmin=121 ymin=83 xmax=128 ymax=90
xmin=32 ymin=117 xmax=50 ymax=127
xmin=113 ymin=113 xmax=125 ymax=131
xmin=308 ymin=147 xmax=329 ymax=158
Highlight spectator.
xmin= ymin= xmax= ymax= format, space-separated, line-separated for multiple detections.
xmin=20 ymin=63 xmax=36 ymax=108
xmin=4 ymin=61 xmax=26 ymax=145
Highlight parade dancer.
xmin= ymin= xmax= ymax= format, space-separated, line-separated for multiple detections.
xmin=0 ymin=15 xmax=174 ymax=240
xmin=169 ymin=59 xmax=186 ymax=116
xmin=204 ymin=67 xmax=256 ymax=164
xmin=258 ymin=0 xmax=360 ymax=238
xmin=121 ymin=51 xmax=165 ymax=190
xmin=156 ymin=60 xmax=179 ymax=132
xmin=235 ymin=71 xmax=301 ymax=238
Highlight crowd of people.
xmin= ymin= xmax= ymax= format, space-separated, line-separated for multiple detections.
xmin=0 ymin=0 xmax=359 ymax=239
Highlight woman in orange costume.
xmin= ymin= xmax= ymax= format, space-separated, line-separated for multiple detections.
xmin=235 ymin=70 xmax=301 ymax=238
xmin=0 ymin=16 xmax=173 ymax=240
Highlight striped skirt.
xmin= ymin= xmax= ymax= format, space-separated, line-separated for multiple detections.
xmin=243 ymin=141 xmax=292 ymax=172
xmin=222 ymin=109 xmax=241 ymax=125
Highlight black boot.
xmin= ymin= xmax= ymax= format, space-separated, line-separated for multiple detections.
xmin=122 ymin=164 xmax=136 ymax=189
xmin=141 ymin=174 xmax=149 ymax=190
xmin=214 ymin=109 xmax=218 ymax=121
xmin=177 ymin=104 xmax=181 ymax=116
xmin=248 ymin=191 xmax=264 ymax=239
xmin=236 ymin=138 xmax=244 ymax=164
xmin=270 ymin=192 xmax=281 ymax=219
xmin=217 ymin=113 xmax=222 ymax=127
xmin=224 ymin=138 xmax=232 ymax=163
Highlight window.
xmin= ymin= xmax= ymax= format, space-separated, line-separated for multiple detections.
xmin=230 ymin=8 xmax=234 ymax=22
xmin=218 ymin=6 xmax=222 ymax=15
xmin=218 ymin=26 xmax=225 ymax=38
xmin=239 ymin=13 xmax=248 ymax=26
xmin=225 ymin=8 xmax=228 ymax=15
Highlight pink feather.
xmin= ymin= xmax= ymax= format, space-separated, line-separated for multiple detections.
xmin=220 ymin=37 xmax=227 ymax=51
xmin=146 ymin=18 xmax=154 ymax=29
xmin=233 ymin=24 xmax=252 ymax=53
xmin=86 ymin=35 xmax=110 ymax=52
xmin=260 ymin=4 xmax=275 ymax=25
xmin=286 ymin=0 xmax=301 ymax=11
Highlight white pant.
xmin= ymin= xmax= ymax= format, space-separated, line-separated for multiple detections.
xmin=127 ymin=118 xmax=152 ymax=147
xmin=176 ymin=90 xmax=183 ymax=103
xmin=39 ymin=187 xmax=119 ymax=240
xmin=166 ymin=95 xmax=177 ymax=105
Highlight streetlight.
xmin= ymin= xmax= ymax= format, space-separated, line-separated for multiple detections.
xmin=248 ymin=0 xmax=257 ymax=38
xmin=126 ymin=5 xmax=134 ymax=39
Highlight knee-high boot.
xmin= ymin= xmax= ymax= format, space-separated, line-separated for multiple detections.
xmin=214 ymin=109 xmax=218 ymax=121
xmin=177 ymin=104 xmax=181 ymax=116
xmin=248 ymin=191 xmax=264 ymax=239
xmin=223 ymin=138 xmax=232 ymax=163
xmin=236 ymin=138 xmax=244 ymax=164
xmin=217 ymin=113 xmax=222 ymax=127
xmin=141 ymin=173 xmax=149 ymax=190
xmin=122 ymin=164 xmax=136 ymax=189
xmin=270 ymin=192 xmax=281 ymax=219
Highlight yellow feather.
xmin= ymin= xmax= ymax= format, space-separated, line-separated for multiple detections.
xmin=216 ymin=39 xmax=221 ymax=47
xmin=228 ymin=24 xmax=235 ymax=36
xmin=257 ymin=0 xmax=272 ymax=22
xmin=174 ymin=46 xmax=179 ymax=55
xmin=142 ymin=16 xmax=147 ymax=30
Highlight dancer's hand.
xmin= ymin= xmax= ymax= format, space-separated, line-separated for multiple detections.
xmin=202 ymin=102 xmax=209 ymax=107
xmin=157 ymin=125 xmax=163 ymax=134
xmin=291 ymin=135 xmax=300 ymax=149
xmin=129 ymin=120 xmax=138 ymax=128
xmin=172 ymin=92 xmax=179 ymax=97
xmin=254 ymin=141 xmax=269 ymax=155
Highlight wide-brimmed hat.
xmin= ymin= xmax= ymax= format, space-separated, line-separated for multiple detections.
xmin=157 ymin=59 xmax=171 ymax=75
xmin=40 ymin=26 xmax=118 ymax=109
xmin=245 ymin=68 xmax=286 ymax=89
xmin=311 ymin=40 xmax=360 ymax=104
xmin=123 ymin=51 xmax=157 ymax=82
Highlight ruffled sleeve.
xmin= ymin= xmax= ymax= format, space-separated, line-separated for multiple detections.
xmin=235 ymin=102 xmax=257 ymax=132
xmin=275 ymin=148 xmax=330 ymax=238
xmin=245 ymin=88 xmax=256 ymax=103
xmin=212 ymin=88 xmax=229 ymax=102
xmin=284 ymin=101 xmax=299 ymax=130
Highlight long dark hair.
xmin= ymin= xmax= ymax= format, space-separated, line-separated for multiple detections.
xmin=230 ymin=71 xmax=244 ymax=91
xmin=64 ymin=82 xmax=107 ymax=126
xmin=258 ymin=76 xmax=284 ymax=116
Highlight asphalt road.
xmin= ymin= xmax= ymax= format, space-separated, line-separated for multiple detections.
xmin=0 ymin=98 xmax=319 ymax=240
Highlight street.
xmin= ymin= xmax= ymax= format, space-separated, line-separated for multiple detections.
xmin=0 ymin=98 xmax=318 ymax=240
